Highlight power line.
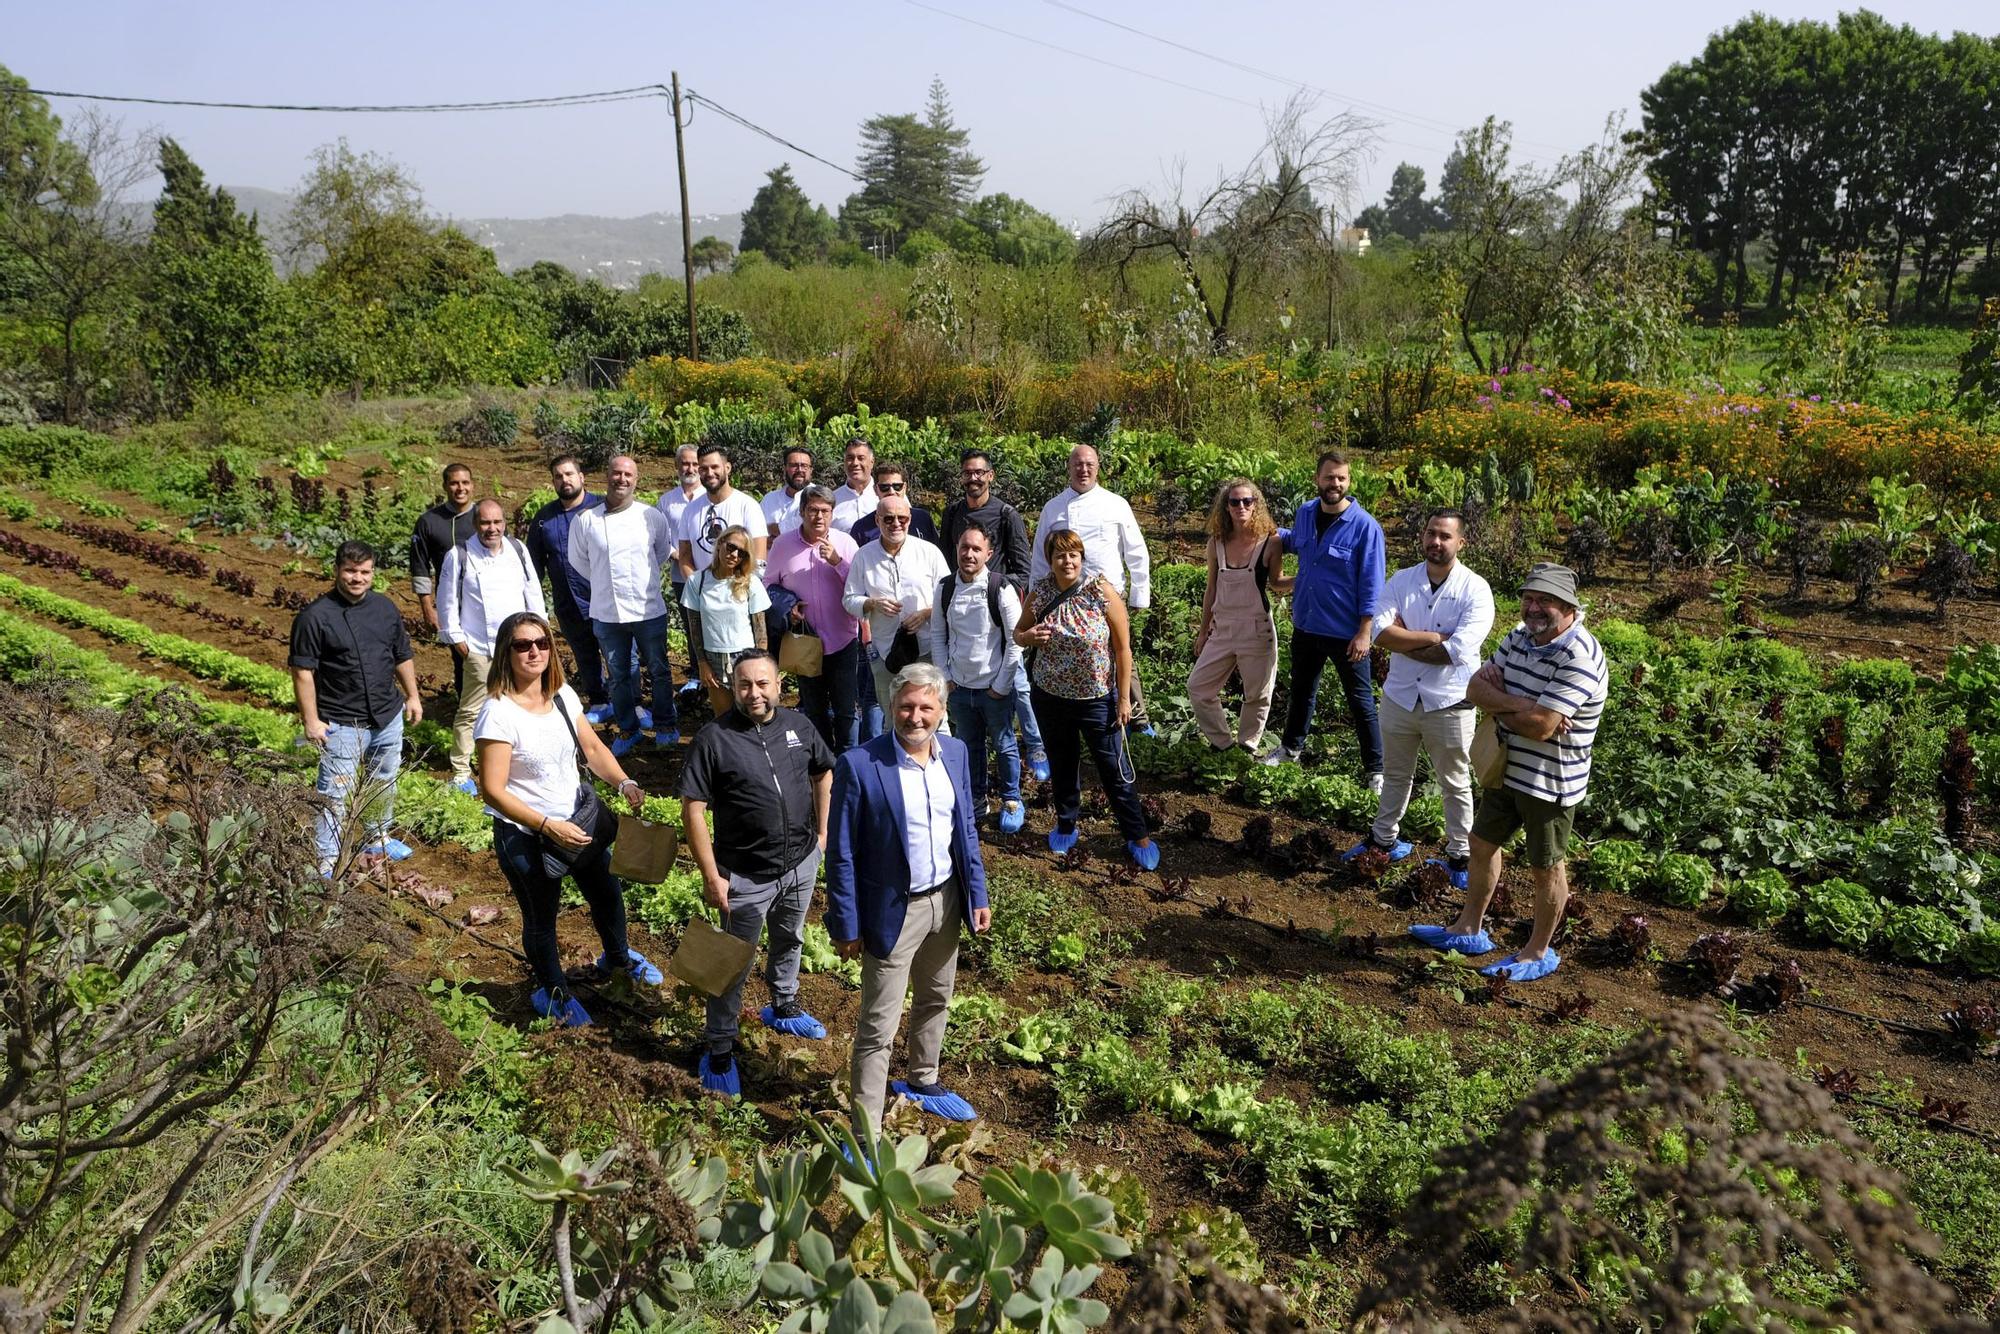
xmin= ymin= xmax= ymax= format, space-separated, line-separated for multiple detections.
xmin=1037 ymin=0 xmax=1572 ymax=161
xmin=18 ymin=84 xmax=671 ymax=114
xmin=682 ymin=90 xmax=862 ymax=181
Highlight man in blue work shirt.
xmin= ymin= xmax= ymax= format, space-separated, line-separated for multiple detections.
xmin=524 ymin=454 xmax=610 ymax=720
xmin=1264 ymin=450 xmax=1387 ymax=792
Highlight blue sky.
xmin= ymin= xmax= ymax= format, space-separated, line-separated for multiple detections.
xmin=8 ymin=1 xmax=1992 ymax=224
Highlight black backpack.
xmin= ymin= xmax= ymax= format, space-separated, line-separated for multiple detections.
xmin=936 ymin=570 xmax=1008 ymax=657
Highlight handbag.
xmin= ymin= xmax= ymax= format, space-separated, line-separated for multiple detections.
xmin=669 ymin=912 xmax=756 ymax=997
xmin=540 ymin=695 xmax=617 ymax=878
xmin=1471 ymin=713 xmax=1508 ymax=791
xmin=778 ymin=630 xmax=824 ymax=678
xmin=883 ymin=624 xmax=924 ymax=674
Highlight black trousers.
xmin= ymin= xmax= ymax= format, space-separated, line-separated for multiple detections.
xmin=491 ymin=817 xmax=630 ymax=992
xmin=1031 ymin=686 xmax=1148 ymax=842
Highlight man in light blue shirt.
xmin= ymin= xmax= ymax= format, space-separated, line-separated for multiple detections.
xmin=1266 ymin=451 xmax=1386 ymax=787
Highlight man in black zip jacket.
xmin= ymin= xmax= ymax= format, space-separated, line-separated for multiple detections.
xmin=940 ymin=447 xmax=1046 ymax=781
xmin=411 ymin=462 xmax=478 ymax=704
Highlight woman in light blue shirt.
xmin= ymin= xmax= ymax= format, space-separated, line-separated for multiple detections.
xmin=682 ymin=525 xmax=770 ymax=716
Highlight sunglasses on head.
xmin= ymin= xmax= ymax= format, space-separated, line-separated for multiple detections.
xmin=510 ymin=636 xmax=551 ymax=654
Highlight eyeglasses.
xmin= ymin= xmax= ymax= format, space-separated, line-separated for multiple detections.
xmin=961 ymin=467 xmax=992 ymax=478
xmin=1227 ymin=497 xmax=1258 ymax=508
xmin=510 ymin=636 xmax=551 ymax=654
xmin=878 ymin=481 xmax=906 ymax=493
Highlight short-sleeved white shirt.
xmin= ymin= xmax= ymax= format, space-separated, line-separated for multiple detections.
xmin=762 ymin=486 xmax=805 ymax=537
xmin=474 ymin=685 xmax=585 ymax=830
xmin=679 ymin=490 xmax=766 ymax=574
xmin=681 ymin=570 xmax=772 ymax=655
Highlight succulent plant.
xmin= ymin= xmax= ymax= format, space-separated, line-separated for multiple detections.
xmin=980 ymin=1164 xmax=1132 ymax=1266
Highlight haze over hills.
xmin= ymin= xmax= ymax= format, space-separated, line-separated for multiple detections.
xmin=218 ymin=185 xmax=744 ymax=286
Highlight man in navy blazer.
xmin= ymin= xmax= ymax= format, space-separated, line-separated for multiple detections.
xmin=828 ymin=661 xmax=992 ymax=1127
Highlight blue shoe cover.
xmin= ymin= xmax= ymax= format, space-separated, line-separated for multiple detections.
xmin=454 ymin=778 xmax=478 ymax=796
xmin=893 ymin=1079 xmax=978 ymax=1121
xmin=678 ymin=679 xmax=702 ymax=697
xmin=999 ymin=802 xmax=1026 ymax=834
xmin=635 ymin=707 xmax=654 ymax=730
xmin=1130 ymin=723 xmax=1157 ymax=739
xmin=1426 ymin=857 xmax=1470 ymax=891
xmin=609 ymin=734 xmax=641 ymax=758
xmin=1343 ymin=838 xmax=1413 ymax=862
xmin=531 ymin=987 xmax=592 ymax=1027
xmin=698 ymin=1051 xmax=741 ymax=1097
xmin=1028 ymin=752 xmax=1050 ymax=782
xmin=366 ymin=837 xmax=415 ymax=861
xmin=1128 ymin=840 xmax=1161 ymax=871
xmin=1407 ymin=924 xmax=1497 ymax=955
xmin=584 ymin=703 xmax=615 ymax=725
xmin=1048 ymin=824 xmax=1079 ymax=854
xmin=1480 ymin=950 xmax=1561 ymax=982
xmin=654 ymin=728 xmax=679 ymax=747
xmin=761 ymin=1004 xmax=827 ymax=1039
xmin=600 ymin=949 xmax=663 ymax=986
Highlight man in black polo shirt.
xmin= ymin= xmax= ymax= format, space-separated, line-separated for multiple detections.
xmin=289 ymin=541 xmax=424 ymax=878
xmin=680 ymin=650 xmax=835 ymax=1097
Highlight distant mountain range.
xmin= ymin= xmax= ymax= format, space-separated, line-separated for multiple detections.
xmin=221 ymin=186 xmax=743 ymax=287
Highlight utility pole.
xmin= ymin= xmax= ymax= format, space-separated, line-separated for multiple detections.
xmin=671 ymin=71 xmax=700 ymax=361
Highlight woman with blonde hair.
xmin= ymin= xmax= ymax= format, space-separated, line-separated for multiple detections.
xmin=682 ymin=524 xmax=770 ymax=717
xmin=476 ymin=609 xmax=654 ymax=1027
xmin=1187 ymin=479 xmax=1290 ymax=752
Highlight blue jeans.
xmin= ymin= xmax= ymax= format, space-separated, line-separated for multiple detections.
xmin=798 ymin=639 xmax=861 ymax=750
xmin=492 ymin=818 xmax=630 ymax=993
xmin=593 ymin=615 xmax=678 ymax=735
xmin=552 ymin=601 xmax=606 ymax=706
xmin=1031 ymin=686 xmax=1148 ymax=842
xmin=1281 ymin=629 xmax=1384 ymax=772
xmin=313 ymin=715 xmax=403 ymax=870
xmin=949 ymin=685 xmax=1021 ymax=807
xmin=1010 ymin=656 xmax=1044 ymax=756
xmin=856 ymin=644 xmax=884 ymax=742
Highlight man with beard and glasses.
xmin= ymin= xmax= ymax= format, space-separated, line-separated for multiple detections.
xmin=1265 ymin=450 xmax=1386 ymax=789
xmin=567 ymin=454 xmax=680 ymax=755
xmin=1349 ymin=510 xmax=1494 ymax=887
xmin=763 ymin=445 xmax=816 ymax=541
xmin=526 ymin=454 xmax=609 ymax=720
xmin=681 ymin=651 xmax=835 ymax=1096
xmin=827 ymin=662 xmax=991 ymax=1129
xmin=1409 ymin=564 xmax=1605 ymax=984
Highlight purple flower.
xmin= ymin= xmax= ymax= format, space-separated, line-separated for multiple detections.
xmin=1489 ymin=380 xmax=1501 ymax=393
xmin=1497 ymin=365 xmax=1510 ymax=375
xmin=1809 ymin=394 xmax=1821 ymax=402
xmin=1476 ymin=395 xmax=1492 ymax=407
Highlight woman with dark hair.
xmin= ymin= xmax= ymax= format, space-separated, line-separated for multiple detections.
xmin=1188 ymin=478 xmax=1290 ymax=753
xmin=1015 ymin=527 xmax=1160 ymax=870
xmin=475 ymin=609 xmax=656 ymax=1027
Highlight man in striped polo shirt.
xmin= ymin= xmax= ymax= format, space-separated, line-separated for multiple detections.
xmin=1408 ymin=563 xmax=1606 ymax=982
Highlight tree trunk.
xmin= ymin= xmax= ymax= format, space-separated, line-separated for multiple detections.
xmin=1732 ymin=241 xmax=1750 ymax=311
xmin=61 ymin=312 xmax=81 ymax=425
xmin=1884 ymin=236 xmax=1906 ymax=322
xmin=1766 ymin=247 xmax=1789 ymax=313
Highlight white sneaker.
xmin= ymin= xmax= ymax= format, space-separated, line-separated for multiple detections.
xmin=1260 ymin=744 xmax=1301 ymax=767
xmin=1367 ymin=772 xmax=1385 ymax=795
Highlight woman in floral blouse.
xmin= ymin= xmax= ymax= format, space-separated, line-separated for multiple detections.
xmin=1015 ymin=527 xmax=1159 ymax=869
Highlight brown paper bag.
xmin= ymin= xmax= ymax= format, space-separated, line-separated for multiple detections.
xmin=669 ymin=915 xmax=755 ymax=997
xmin=608 ymin=813 xmax=677 ymax=883
xmin=1471 ymin=713 xmax=1508 ymax=790
xmin=778 ymin=631 xmax=824 ymax=678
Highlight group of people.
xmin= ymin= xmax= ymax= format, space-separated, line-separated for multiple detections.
xmin=286 ymin=436 xmax=1607 ymax=1126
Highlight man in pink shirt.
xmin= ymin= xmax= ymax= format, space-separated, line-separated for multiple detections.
xmin=767 ymin=485 xmax=860 ymax=748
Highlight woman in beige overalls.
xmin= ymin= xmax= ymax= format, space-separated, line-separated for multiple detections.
xmin=1187 ymin=479 xmax=1291 ymax=752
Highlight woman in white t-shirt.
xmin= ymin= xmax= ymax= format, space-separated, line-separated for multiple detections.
xmin=681 ymin=525 xmax=770 ymax=717
xmin=475 ymin=610 xmax=655 ymax=1028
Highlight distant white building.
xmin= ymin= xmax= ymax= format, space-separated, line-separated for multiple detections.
xmin=1337 ymin=226 xmax=1371 ymax=255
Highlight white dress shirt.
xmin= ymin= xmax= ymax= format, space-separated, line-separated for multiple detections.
xmin=567 ymin=502 xmax=677 ymax=624
xmin=831 ymin=481 xmax=877 ymax=535
xmin=762 ymin=486 xmax=804 ymax=537
xmin=1372 ymin=560 xmax=1496 ymax=712
xmin=896 ymin=739 xmax=957 ymax=893
xmin=1030 ymin=485 xmax=1152 ymax=609
xmin=437 ymin=535 xmax=547 ymax=656
xmin=842 ymin=536 xmax=951 ymax=650
xmin=655 ymin=483 xmax=703 ymax=582
xmin=929 ymin=571 xmax=1023 ymax=691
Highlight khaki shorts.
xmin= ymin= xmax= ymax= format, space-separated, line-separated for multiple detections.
xmin=1470 ymin=785 xmax=1577 ymax=868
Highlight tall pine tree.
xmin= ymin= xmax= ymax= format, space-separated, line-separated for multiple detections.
xmin=143 ymin=138 xmax=278 ymax=408
xmin=840 ymin=78 xmax=985 ymax=252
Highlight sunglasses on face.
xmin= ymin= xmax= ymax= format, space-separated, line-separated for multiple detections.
xmin=878 ymin=481 xmax=906 ymax=493
xmin=510 ymin=636 xmax=551 ymax=654
xmin=879 ymin=514 xmax=911 ymax=525
xmin=719 ymin=545 xmax=748 ymax=558
xmin=1227 ymin=497 xmax=1257 ymax=508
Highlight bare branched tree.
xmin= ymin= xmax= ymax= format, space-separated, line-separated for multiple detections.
xmin=1086 ymin=95 xmax=1378 ymax=353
